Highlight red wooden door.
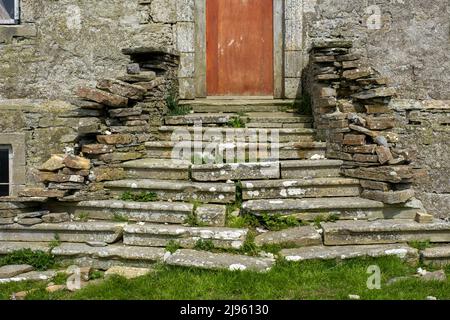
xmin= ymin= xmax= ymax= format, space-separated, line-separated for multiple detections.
xmin=206 ymin=0 xmax=274 ymax=96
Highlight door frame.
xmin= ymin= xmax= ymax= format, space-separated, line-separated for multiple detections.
xmin=194 ymin=0 xmax=284 ymax=98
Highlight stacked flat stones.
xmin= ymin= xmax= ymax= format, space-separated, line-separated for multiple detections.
xmin=310 ymin=40 xmax=427 ymax=208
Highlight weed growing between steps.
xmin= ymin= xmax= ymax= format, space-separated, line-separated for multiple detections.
xmin=227 ymin=117 xmax=246 ymax=128
xmin=0 ymin=249 xmax=55 ymax=271
xmin=120 ymin=191 xmax=158 ymax=202
xmin=165 ymin=86 xmax=191 ymax=116
xmin=408 ymin=240 xmax=432 ymax=251
xmin=4 ymin=257 xmax=449 ymax=300
xmin=313 ymin=214 xmax=340 ymax=228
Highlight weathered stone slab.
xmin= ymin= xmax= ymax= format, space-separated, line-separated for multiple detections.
xmin=165 ymin=249 xmax=275 ymax=272
xmin=39 ymin=154 xmax=66 ymax=172
xmin=165 ymin=113 xmax=234 ymax=125
xmin=280 ymin=244 xmax=419 ymax=263
xmin=117 ymin=71 xmax=157 ymax=83
xmin=322 ymin=220 xmax=450 ymax=245
xmin=19 ymin=188 xmax=67 ymax=198
xmin=255 ymin=226 xmax=322 ymax=247
xmin=97 ymin=79 xmax=146 ymax=100
xmin=342 ymin=166 xmax=427 ymax=184
xmin=0 ymin=265 xmax=34 ymax=279
xmin=362 ymin=189 xmax=415 ymax=204
xmin=5 ymin=270 xmax=57 ymax=283
xmin=82 ymin=144 xmax=114 ymax=155
xmin=122 ymin=158 xmax=190 ymax=180
xmin=62 ymin=200 xmax=193 ymax=224
xmin=63 ymin=155 xmax=91 ymax=170
xmin=242 ymin=197 xmax=387 ymax=220
xmin=105 ymin=179 xmax=236 ymax=204
xmin=0 ymin=242 xmax=52 ymax=255
xmin=281 ymin=160 xmax=343 ymax=179
xmin=76 ymin=87 xmax=128 ymax=108
xmin=42 ymin=212 xmax=70 ymax=224
xmin=241 ymin=178 xmax=361 ymax=200
xmin=421 ymin=246 xmax=450 ymax=266
xmin=123 ymin=224 xmax=248 ymax=249
xmin=352 ymin=87 xmax=396 ymax=100
xmin=38 ymin=172 xmax=85 ymax=184
xmin=191 ymin=162 xmax=280 ymax=182
xmin=0 ymin=222 xmax=124 ymax=244
xmin=52 ymin=243 xmax=165 ymax=270
xmin=97 ymin=134 xmax=134 ymax=145
xmin=196 ymin=205 xmax=226 ymax=227
xmin=105 ymin=266 xmax=152 ymax=279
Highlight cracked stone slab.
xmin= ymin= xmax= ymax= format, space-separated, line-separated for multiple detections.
xmin=124 ymin=224 xmax=248 ymax=249
xmin=322 ymin=220 xmax=450 ymax=245
xmin=0 ymin=265 xmax=34 ymax=279
xmin=241 ymin=178 xmax=361 ymax=200
xmin=165 ymin=113 xmax=236 ymax=125
xmin=60 ymin=200 xmax=193 ymax=224
xmin=421 ymin=246 xmax=450 ymax=266
xmin=105 ymin=179 xmax=236 ymax=204
xmin=0 ymin=270 xmax=57 ymax=283
xmin=105 ymin=266 xmax=152 ymax=279
xmin=165 ymin=249 xmax=275 ymax=272
xmin=196 ymin=205 xmax=226 ymax=227
xmin=0 ymin=222 xmax=125 ymax=244
xmin=191 ymin=162 xmax=280 ymax=182
xmin=52 ymin=243 xmax=165 ymax=270
xmin=280 ymin=244 xmax=419 ymax=263
xmin=255 ymin=226 xmax=322 ymax=247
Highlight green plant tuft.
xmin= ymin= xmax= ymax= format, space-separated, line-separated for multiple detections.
xmin=165 ymin=240 xmax=181 ymax=254
xmin=408 ymin=240 xmax=432 ymax=251
xmin=227 ymin=116 xmax=246 ymax=128
xmin=194 ymin=239 xmax=215 ymax=251
xmin=0 ymin=249 xmax=55 ymax=271
xmin=121 ymin=191 xmax=158 ymax=202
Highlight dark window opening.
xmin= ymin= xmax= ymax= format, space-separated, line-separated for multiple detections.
xmin=0 ymin=0 xmax=19 ymax=25
xmin=0 ymin=146 xmax=10 ymax=197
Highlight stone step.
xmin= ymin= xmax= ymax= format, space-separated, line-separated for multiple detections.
xmin=281 ymin=159 xmax=344 ymax=179
xmin=241 ymin=177 xmax=361 ymax=200
xmin=51 ymin=243 xmax=166 ymax=270
xmin=158 ymin=126 xmax=316 ymax=143
xmin=254 ymin=226 xmax=322 ymax=247
xmin=322 ymin=219 xmax=450 ymax=245
xmin=164 ymin=112 xmax=312 ymax=128
xmin=122 ymin=158 xmax=190 ymax=180
xmin=0 ymin=241 xmax=52 ymax=255
xmin=242 ymin=197 xmax=386 ymax=220
xmin=123 ymin=224 xmax=248 ymax=249
xmin=145 ymin=141 xmax=326 ymax=161
xmin=280 ymin=244 xmax=419 ymax=263
xmin=181 ymin=99 xmax=294 ymax=113
xmin=165 ymin=249 xmax=275 ymax=272
xmin=52 ymin=200 xmax=194 ymax=224
xmin=0 ymin=222 xmax=124 ymax=244
xmin=421 ymin=245 xmax=450 ymax=266
xmin=191 ymin=162 xmax=280 ymax=182
xmin=104 ymin=179 xmax=236 ymax=204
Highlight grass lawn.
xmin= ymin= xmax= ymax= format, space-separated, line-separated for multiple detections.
xmin=1 ymin=257 xmax=449 ymax=300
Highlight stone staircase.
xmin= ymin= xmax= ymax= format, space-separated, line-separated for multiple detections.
xmin=1 ymin=99 xmax=449 ymax=272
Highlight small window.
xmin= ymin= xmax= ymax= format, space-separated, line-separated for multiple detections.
xmin=0 ymin=145 xmax=11 ymax=197
xmin=0 ymin=0 xmax=19 ymax=25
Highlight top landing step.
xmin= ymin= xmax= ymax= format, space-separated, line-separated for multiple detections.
xmin=180 ymin=99 xmax=296 ymax=113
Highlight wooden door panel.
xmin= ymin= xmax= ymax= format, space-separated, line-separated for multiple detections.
xmin=206 ymin=0 xmax=274 ymax=96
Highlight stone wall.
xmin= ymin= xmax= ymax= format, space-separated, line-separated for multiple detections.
xmin=0 ymin=0 xmax=177 ymax=99
xmin=390 ymin=100 xmax=450 ymax=218
xmin=302 ymin=0 xmax=450 ymax=100
xmin=1 ymin=0 xmax=448 ymax=100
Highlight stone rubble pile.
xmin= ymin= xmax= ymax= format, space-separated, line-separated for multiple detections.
xmin=17 ymin=48 xmax=179 ymax=202
xmin=310 ymin=40 xmax=427 ymax=207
